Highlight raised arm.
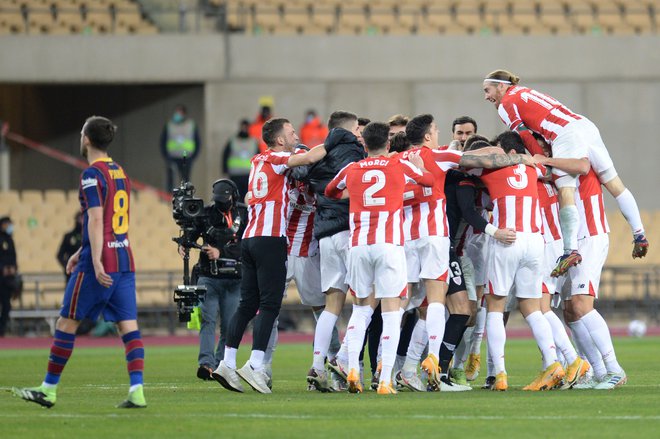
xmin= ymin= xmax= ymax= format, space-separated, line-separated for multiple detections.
xmin=534 ymin=155 xmax=590 ymax=176
xmin=287 ymin=144 xmax=326 ymax=168
xmin=459 ymin=152 xmax=533 ymax=169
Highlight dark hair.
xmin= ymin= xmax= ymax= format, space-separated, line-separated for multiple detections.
xmin=83 ymin=116 xmax=117 ymax=150
xmin=261 ymin=117 xmax=290 ymax=147
xmin=405 ymin=114 xmax=434 ymax=145
xmin=388 ymin=114 xmax=409 ymax=127
xmin=484 ymin=69 xmax=520 ymax=85
xmin=361 ymin=122 xmax=390 ymax=152
xmin=463 ymin=134 xmax=491 ymax=152
xmin=389 ymin=131 xmax=411 ymax=153
xmin=328 ymin=111 xmax=358 ymax=130
xmin=492 ymin=131 xmax=526 ymax=154
xmin=357 ymin=117 xmax=371 ymax=127
xmin=452 ymin=116 xmax=478 ymax=133
xmin=464 ymin=140 xmax=492 ymax=152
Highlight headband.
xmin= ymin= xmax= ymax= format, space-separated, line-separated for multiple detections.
xmin=484 ymin=78 xmax=512 ymax=84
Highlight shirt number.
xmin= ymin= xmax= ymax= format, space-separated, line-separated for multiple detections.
xmin=363 ymin=170 xmax=386 ymax=206
xmin=112 ymin=190 xmax=129 ymax=234
xmin=251 ymin=161 xmax=268 ymax=199
xmin=507 ymin=164 xmax=528 ymax=190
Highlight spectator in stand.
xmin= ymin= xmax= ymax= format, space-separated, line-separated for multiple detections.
xmin=57 ymin=212 xmax=83 ymax=283
xmin=299 ymin=110 xmax=329 ymax=149
xmin=222 ymin=119 xmax=260 ymax=198
xmin=0 ymin=216 xmax=18 ymax=337
xmin=160 ymin=104 xmax=201 ymax=191
xmin=249 ymin=97 xmax=274 ymax=153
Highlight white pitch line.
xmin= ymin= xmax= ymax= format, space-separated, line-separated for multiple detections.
xmin=0 ymin=413 xmax=658 ymax=421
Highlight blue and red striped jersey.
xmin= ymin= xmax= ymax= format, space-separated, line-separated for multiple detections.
xmin=77 ymin=157 xmax=135 ymax=273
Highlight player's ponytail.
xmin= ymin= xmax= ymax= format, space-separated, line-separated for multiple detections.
xmin=484 ymin=69 xmax=520 ymax=85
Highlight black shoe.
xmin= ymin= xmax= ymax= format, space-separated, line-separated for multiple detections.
xmin=197 ymin=365 xmax=213 ymax=381
xmin=481 ymin=376 xmax=496 ymax=390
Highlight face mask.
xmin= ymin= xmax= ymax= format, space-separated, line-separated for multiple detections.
xmin=5 ymin=224 xmax=13 ymax=235
xmin=306 ymin=115 xmax=315 ymax=123
xmin=172 ymin=112 xmax=184 ymax=123
xmin=215 ymin=200 xmax=232 ymax=212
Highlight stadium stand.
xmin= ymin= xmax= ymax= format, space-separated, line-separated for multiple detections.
xmin=0 ymin=0 xmax=158 ymax=35
xmin=2 ymin=0 xmax=660 ymax=35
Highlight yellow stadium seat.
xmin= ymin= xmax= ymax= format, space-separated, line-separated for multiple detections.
xmin=21 ymin=190 xmax=44 ymax=204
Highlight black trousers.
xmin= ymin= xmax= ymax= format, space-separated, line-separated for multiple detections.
xmin=226 ymin=236 xmax=287 ymax=352
xmin=166 ymin=159 xmax=193 ymax=192
xmin=0 ymin=281 xmax=11 ymax=336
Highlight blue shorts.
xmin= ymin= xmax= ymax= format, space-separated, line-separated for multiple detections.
xmin=60 ymin=270 xmax=137 ymax=322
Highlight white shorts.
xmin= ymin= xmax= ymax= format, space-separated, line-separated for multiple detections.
xmin=404 ymin=235 xmax=450 ymax=283
xmin=486 ymin=232 xmax=544 ymax=299
xmin=319 ymin=230 xmax=350 ymax=294
xmin=543 ymin=239 xmax=564 ymax=295
xmin=464 ymin=233 xmax=489 ymax=287
xmin=405 ymin=282 xmax=427 ymax=311
xmin=567 ymin=233 xmax=609 ymax=299
xmin=286 ymin=253 xmax=324 ymax=307
xmin=552 ymin=118 xmax=617 ymax=188
xmin=347 ymin=243 xmax=408 ymax=299
xmin=459 ymin=255 xmax=477 ymax=301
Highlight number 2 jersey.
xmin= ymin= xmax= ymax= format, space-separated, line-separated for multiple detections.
xmin=78 ymin=157 xmax=135 ymax=273
xmin=324 ymin=155 xmax=434 ymax=247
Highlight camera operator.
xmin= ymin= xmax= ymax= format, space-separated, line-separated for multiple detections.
xmin=179 ymin=179 xmax=247 ymax=381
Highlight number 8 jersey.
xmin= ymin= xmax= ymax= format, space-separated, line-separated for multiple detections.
xmin=78 ymin=157 xmax=135 ymax=273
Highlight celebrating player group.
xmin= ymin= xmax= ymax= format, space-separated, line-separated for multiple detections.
xmin=12 ymin=70 xmax=650 ymax=410
xmin=211 ymin=69 xmax=648 ymax=396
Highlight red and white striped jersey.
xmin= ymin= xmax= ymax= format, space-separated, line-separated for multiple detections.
xmin=287 ymin=179 xmax=318 ymax=257
xmin=243 ymin=149 xmax=291 ymax=239
xmin=470 ymin=163 xmax=542 ymax=233
xmin=325 ymin=155 xmax=434 ymax=247
xmin=537 ymin=180 xmax=562 ymax=243
xmin=498 ymin=86 xmax=582 ymax=146
xmin=399 ymin=147 xmax=462 ymax=240
xmin=575 ymin=169 xmax=609 ymax=238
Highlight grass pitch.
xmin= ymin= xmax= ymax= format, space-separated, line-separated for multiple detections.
xmin=1 ymin=337 xmax=659 ymax=438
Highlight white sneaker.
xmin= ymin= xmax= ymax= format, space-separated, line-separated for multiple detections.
xmin=573 ymin=375 xmax=601 ymax=389
xmin=237 ymin=362 xmax=272 ymax=394
xmin=439 ymin=375 xmax=472 ymax=392
xmin=211 ymin=361 xmax=244 ymax=393
xmin=594 ymin=370 xmax=627 ymax=390
xmin=395 ymin=369 xmax=425 ymax=392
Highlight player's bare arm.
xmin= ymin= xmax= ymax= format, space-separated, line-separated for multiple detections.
xmin=65 ymin=247 xmax=82 ymax=275
xmin=287 ymin=144 xmax=326 ymax=167
xmin=459 ymin=151 xmax=533 ymax=169
xmin=88 ymin=206 xmax=113 ymax=288
xmin=534 ymin=154 xmax=590 ymax=176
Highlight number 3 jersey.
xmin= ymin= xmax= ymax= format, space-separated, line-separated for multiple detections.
xmin=78 ymin=157 xmax=135 ymax=273
xmin=324 ymin=155 xmax=434 ymax=247
xmin=469 ymin=163 xmax=543 ymax=234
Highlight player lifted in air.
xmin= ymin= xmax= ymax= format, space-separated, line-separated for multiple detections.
xmin=482 ymin=69 xmax=648 ymax=277
xmin=13 ymin=116 xmax=146 ymax=409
